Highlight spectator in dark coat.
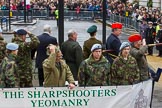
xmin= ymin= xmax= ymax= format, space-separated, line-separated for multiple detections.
xmin=156 ymin=24 xmax=162 ymax=57
xmin=31 ymin=24 xmax=57 ymax=86
xmin=61 ymin=29 xmax=83 ymax=80
xmin=144 ymin=21 xmax=156 ymax=55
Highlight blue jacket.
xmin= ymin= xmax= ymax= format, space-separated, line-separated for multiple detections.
xmin=106 ymin=33 xmax=121 ymax=64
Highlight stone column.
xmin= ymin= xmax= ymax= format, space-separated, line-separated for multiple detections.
xmin=139 ymin=0 xmax=148 ymax=7
xmin=153 ymin=0 xmax=161 ymax=9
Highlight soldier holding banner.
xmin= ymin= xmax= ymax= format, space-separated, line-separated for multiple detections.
xmin=78 ymin=44 xmax=110 ymax=86
xmin=111 ymin=42 xmax=140 ymax=85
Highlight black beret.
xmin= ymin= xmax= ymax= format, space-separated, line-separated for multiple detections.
xmin=87 ymin=25 xmax=97 ymax=33
xmin=16 ymin=29 xmax=27 ymax=35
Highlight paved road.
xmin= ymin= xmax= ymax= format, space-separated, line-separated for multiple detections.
xmin=147 ymin=56 xmax=162 ymax=108
xmin=2 ymin=20 xmax=162 ymax=108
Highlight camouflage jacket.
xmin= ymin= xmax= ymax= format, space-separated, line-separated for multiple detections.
xmin=12 ymin=33 xmax=40 ymax=80
xmin=111 ymin=55 xmax=140 ymax=85
xmin=130 ymin=45 xmax=150 ymax=81
xmin=78 ymin=54 xmax=110 ymax=86
xmin=0 ymin=54 xmax=19 ymax=88
xmin=0 ymin=36 xmax=7 ymax=63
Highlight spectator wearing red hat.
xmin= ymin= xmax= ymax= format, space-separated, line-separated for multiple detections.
xmin=106 ymin=22 xmax=123 ymax=64
xmin=128 ymin=34 xmax=150 ymax=81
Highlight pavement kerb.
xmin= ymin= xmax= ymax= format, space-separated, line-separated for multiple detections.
xmin=11 ymin=19 xmax=37 ymax=25
xmin=94 ymin=19 xmax=112 ymax=27
xmin=2 ymin=20 xmax=37 ymax=34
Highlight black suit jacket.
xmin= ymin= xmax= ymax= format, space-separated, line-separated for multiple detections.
xmin=32 ymin=33 xmax=57 ymax=68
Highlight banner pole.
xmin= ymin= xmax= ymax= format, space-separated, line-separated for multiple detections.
xmin=150 ymin=80 xmax=155 ymax=108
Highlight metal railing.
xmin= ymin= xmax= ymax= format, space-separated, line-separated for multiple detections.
xmin=109 ymin=14 xmax=140 ymax=32
xmin=0 ymin=9 xmax=102 ymax=19
xmin=0 ymin=9 xmax=140 ymax=32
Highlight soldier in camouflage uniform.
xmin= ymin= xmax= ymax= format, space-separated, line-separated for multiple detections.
xmin=111 ymin=42 xmax=140 ymax=85
xmin=78 ymin=44 xmax=110 ymax=86
xmin=12 ymin=29 xmax=40 ymax=87
xmin=128 ymin=34 xmax=150 ymax=81
xmin=0 ymin=43 xmax=19 ymax=88
xmin=0 ymin=28 xmax=7 ymax=64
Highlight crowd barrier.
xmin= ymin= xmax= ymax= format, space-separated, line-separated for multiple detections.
xmin=0 ymin=9 xmax=139 ymax=32
xmin=109 ymin=14 xmax=140 ymax=32
xmin=0 ymin=9 xmax=102 ymax=19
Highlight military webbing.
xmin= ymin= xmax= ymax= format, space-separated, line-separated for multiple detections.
xmin=108 ymin=53 xmax=118 ymax=58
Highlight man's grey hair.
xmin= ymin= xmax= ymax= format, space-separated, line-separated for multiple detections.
xmin=43 ymin=24 xmax=51 ymax=33
xmin=67 ymin=29 xmax=76 ymax=37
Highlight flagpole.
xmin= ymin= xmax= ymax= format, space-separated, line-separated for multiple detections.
xmin=150 ymin=80 xmax=155 ymax=108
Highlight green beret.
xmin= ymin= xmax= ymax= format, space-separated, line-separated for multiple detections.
xmin=87 ymin=25 xmax=97 ymax=33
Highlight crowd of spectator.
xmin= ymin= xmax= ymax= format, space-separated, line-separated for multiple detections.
xmin=0 ymin=0 xmax=162 ymax=24
xmin=0 ymin=0 xmax=103 ymax=11
xmin=107 ymin=0 xmax=162 ymax=25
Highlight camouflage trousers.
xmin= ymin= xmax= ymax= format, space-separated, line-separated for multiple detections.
xmin=20 ymin=78 xmax=33 ymax=87
xmin=19 ymin=70 xmax=33 ymax=87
